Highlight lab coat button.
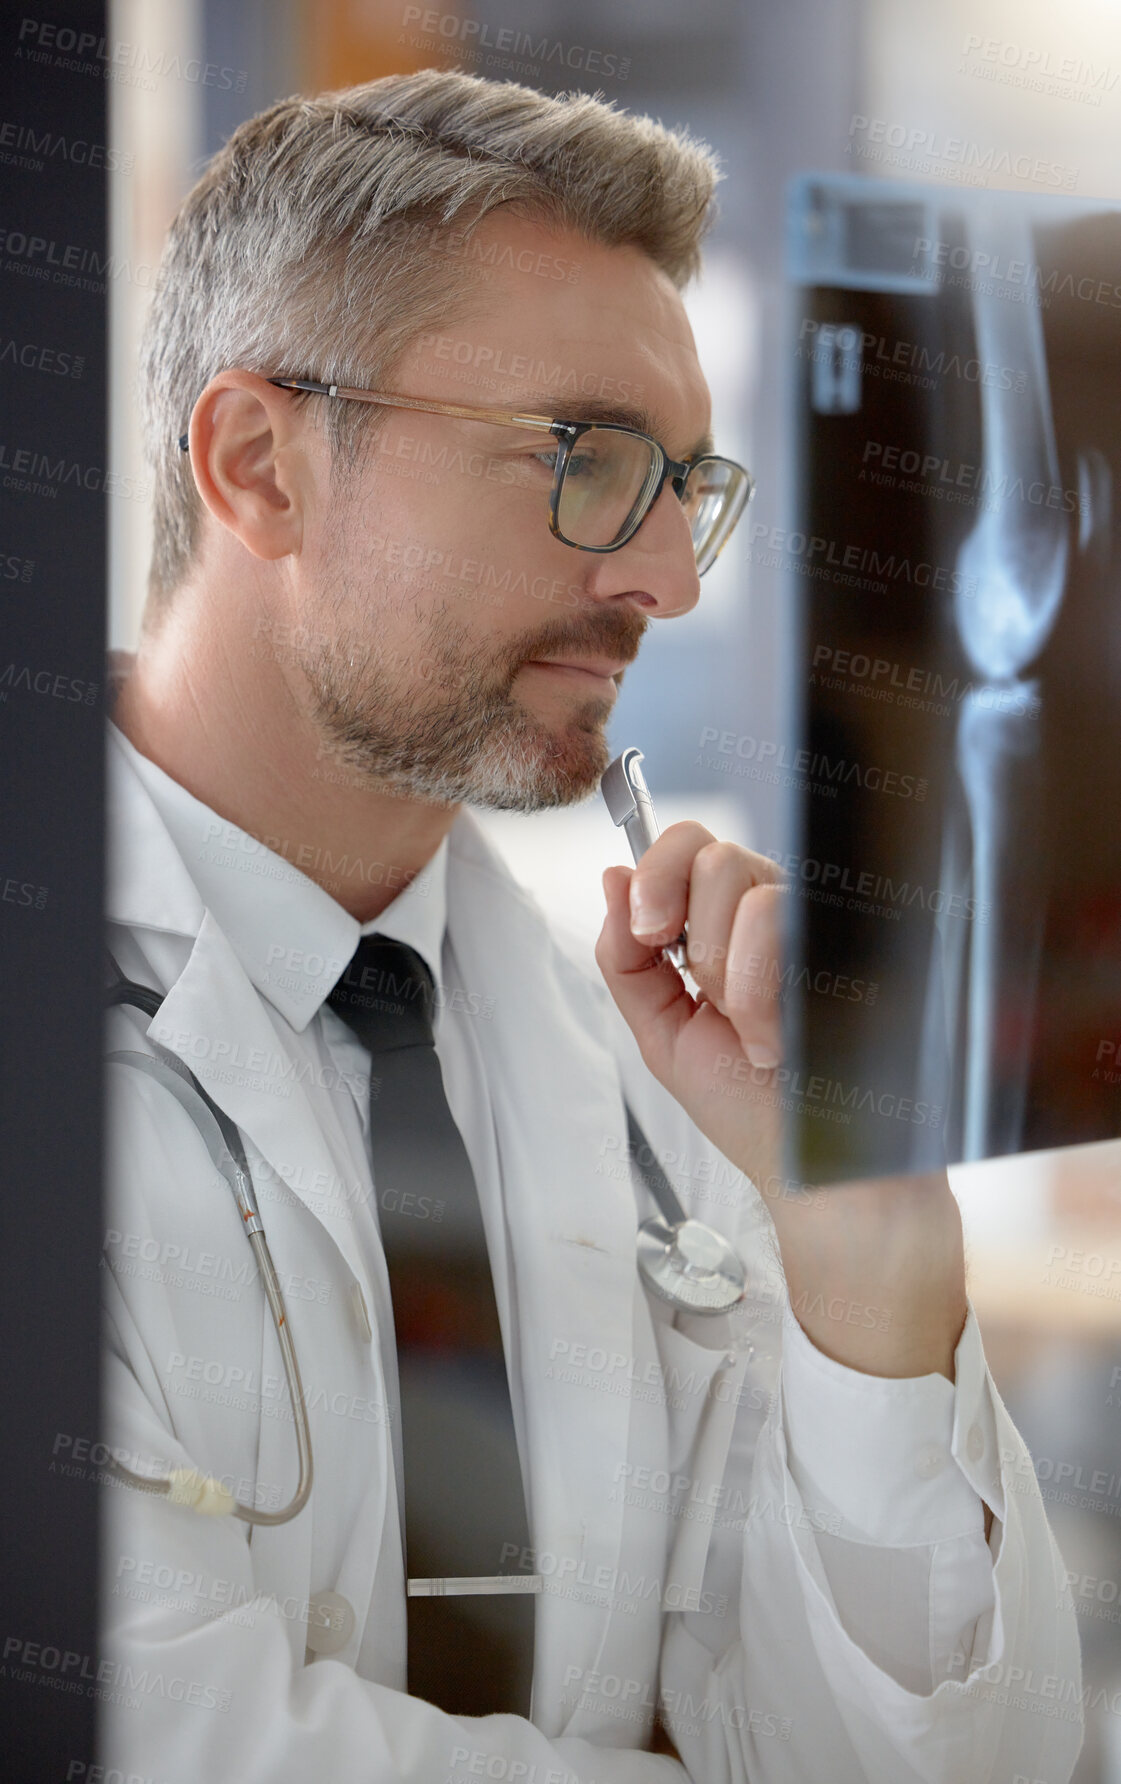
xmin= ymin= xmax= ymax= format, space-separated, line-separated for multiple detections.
xmin=350 ymin=1282 xmax=373 ymax=1343
xmin=915 ymin=1444 xmax=947 ymax=1480
xmin=306 ymin=1590 xmax=356 ymax=1656
xmin=966 ymin=1422 xmax=985 ymax=1463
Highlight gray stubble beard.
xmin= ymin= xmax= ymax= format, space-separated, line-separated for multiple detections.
xmin=298 ymin=611 xmax=615 ymax=812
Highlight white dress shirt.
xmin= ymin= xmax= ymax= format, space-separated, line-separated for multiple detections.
xmin=101 ymin=708 xmax=1084 ymax=1782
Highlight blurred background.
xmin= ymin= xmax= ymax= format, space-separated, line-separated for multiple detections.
xmin=105 ymin=1 xmax=1121 ymax=1773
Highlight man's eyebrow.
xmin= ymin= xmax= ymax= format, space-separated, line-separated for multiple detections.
xmin=508 ymin=391 xmax=714 ymax=459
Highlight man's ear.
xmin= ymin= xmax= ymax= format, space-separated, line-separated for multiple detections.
xmin=184 ymin=370 xmax=312 ymax=562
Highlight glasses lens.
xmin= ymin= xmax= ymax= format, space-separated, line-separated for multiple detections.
xmin=682 ymin=459 xmax=753 ymax=574
xmin=555 ymin=428 xmax=663 ymax=549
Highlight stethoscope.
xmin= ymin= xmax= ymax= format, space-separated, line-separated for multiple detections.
xmin=102 ymin=747 xmax=745 ymax=1525
xmin=105 ymin=957 xmax=313 ymax=1526
xmin=602 ymin=748 xmax=747 ymax=1321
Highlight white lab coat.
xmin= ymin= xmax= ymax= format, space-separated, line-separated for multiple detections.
xmin=99 ymin=721 xmax=1083 ymax=1784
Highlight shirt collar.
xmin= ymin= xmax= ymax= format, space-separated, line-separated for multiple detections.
xmin=107 ymin=719 xmax=449 ymax=1034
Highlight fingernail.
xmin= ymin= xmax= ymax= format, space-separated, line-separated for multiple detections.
xmin=629 ymin=882 xmax=669 ymax=937
xmin=747 ymin=1043 xmax=779 ymax=1070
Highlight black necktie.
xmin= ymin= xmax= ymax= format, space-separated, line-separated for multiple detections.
xmin=326 ymin=934 xmax=535 ymax=1716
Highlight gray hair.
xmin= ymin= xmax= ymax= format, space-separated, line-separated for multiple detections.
xmin=138 ymin=68 xmax=721 ymax=619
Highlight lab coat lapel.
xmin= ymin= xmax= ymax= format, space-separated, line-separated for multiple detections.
xmin=447 ymin=815 xmax=641 ymax=1734
xmin=107 ymin=725 xmax=377 ymax=1305
xmin=148 ymin=917 xmax=377 ymax=1306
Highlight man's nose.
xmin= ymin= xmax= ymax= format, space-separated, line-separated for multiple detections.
xmin=586 ymin=483 xmax=702 ymax=620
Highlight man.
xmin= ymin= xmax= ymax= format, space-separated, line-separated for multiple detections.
xmin=102 ymin=69 xmax=1082 ymax=1782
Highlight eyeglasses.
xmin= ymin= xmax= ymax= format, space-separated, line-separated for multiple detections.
xmin=178 ymin=377 xmax=754 ymax=575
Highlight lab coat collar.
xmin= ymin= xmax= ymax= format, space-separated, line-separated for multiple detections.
xmin=106 ymin=719 xmax=449 ymax=1029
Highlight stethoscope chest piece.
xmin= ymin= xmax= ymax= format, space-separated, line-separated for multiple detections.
xmin=637 ymin=1216 xmax=747 ymax=1315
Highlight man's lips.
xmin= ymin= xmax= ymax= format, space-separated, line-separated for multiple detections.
xmin=523 ymin=656 xmax=630 ymax=691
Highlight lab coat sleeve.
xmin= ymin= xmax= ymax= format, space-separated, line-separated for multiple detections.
xmin=100 ymin=1064 xmax=686 ymax=1784
xmin=776 ymin=1296 xmax=994 ymax=1694
xmin=587 ymin=966 xmax=1083 ymax=1782
xmin=659 ymin=1285 xmax=1085 ymax=1783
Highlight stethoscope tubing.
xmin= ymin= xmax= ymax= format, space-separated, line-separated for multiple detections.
xmin=105 ymin=961 xmax=313 ymax=1525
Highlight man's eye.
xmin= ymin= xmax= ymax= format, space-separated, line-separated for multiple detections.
xmin=564 ymin=452 xmax=599 ymax=480
xmin=530 ymin=450 xmax=601 ymax=479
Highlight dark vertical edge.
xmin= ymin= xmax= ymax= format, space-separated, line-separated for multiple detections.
xmin=0 ymin=3 xmax=107 ymax=1778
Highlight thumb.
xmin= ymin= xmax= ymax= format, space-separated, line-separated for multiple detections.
xmin=595 ymin=864 xmax=695 ymax=1085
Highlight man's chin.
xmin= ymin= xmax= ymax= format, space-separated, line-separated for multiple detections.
xmin=464 ymin=715 xmax=610 ymax=812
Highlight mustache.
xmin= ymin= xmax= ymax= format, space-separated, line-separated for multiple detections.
xmin=505 ymin=607 xmax=649 ymax=678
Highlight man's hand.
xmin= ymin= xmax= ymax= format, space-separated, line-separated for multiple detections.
xmin=596 ymin=823 xmax=968 ymax=1382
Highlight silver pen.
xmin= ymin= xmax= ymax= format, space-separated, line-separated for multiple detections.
xmin=601 ymin=748 xmax=689 ymax=973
